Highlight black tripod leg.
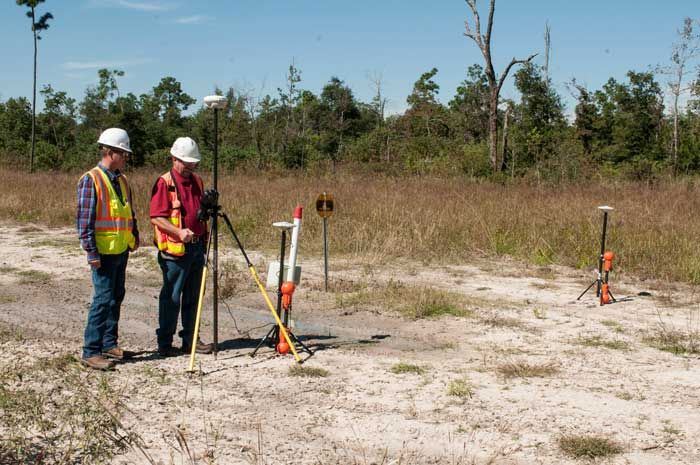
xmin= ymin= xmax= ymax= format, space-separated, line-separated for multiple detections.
xmin=577 ymin=280 xmax=597 ymax=300
xmin=251 ymin=325 xmax=278 ymax=356
xmin=288 ymin=331 xmax=314 ymax=356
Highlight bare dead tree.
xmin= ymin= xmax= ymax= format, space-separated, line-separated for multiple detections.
xmin=544 ymin=21 xmax=551 ymax=86
xmin=464 ymin=0 xmax=536 ymax=172
xmin=658 ymin=17 xmax=700 ymax=175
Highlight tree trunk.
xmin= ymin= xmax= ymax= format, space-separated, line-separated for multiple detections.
xmin=672 ymin=91 xmax=679 ymax=176
xmin=488 ymin=91 xmax=499 ymax=171
xmin=500 ymin=104 xmax=511 ymax=173
xmin=30 ymin=6 xmax=37 ymax=173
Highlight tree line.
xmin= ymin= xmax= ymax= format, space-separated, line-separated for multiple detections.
xmin=3 ymin=61 xmax=700 ymax=180
xmin=3 ymin=0 xmax=700 ymax=180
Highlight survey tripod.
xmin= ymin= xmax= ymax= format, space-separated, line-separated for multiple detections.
xmin=188 ymin=191 xmax=304 ymax=371
xmin=250 ymin=222 xmax=313 ymax=359
xmin=577 ymin=206 xmax=617 ymax=305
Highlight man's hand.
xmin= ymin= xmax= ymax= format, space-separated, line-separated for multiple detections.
xmin=89 ymin=258 xmax=101 ymax=269
xmin=177 ymin=228 xmax=195 ymax=243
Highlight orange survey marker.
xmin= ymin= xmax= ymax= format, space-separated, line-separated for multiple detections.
xmin=599 ymin=251 xmax=616 ymax=306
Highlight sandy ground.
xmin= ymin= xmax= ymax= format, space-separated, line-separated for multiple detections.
xmin=1 ymin=223 xmax=700 ymax=464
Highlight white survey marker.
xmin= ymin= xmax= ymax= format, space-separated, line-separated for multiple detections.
xmin=287 ymin=206 xmax=303 ymax=282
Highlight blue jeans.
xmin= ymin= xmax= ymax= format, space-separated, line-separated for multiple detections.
xmin=83 ymin=252 xmax=128 ymax=358
xmin=157 ymin=242 xmax=205 ymax=350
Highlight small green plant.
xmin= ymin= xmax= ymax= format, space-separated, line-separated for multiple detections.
xmin=601 ymin=319 xmax=625 ymax=333
xmin=532 ymin=307 xmax=547 ymax=319
xmin=288 ymin=365 xmax=329 ymax=378
xmin=497 ymin=361 xmax=559 ymax=379
xmin=615 ymin=391 xmax=634 ymax=401
xmin=558 ymin=434 xmax=623 ymax=459
xmin=447 ymin=378 xmax=473 ymax=399
xmin=390 ymin=363 xmax=426 ymax=375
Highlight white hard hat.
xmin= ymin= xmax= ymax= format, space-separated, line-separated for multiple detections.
xmin=170 ymin=137 xmax=201 ymax=163
xmin=97 ymin=128 xmax=132 ymax=153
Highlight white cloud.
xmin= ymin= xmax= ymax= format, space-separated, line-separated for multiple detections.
xmin=173 ymin=15 xmax=211 ymax=25
xmin=62 ymin=58 xmax=153 ymax=70
xmin=87 ymin=0 xmax=174 ymax=12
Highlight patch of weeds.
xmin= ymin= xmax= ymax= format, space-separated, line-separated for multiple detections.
xmin=219 ymin=260 xmax=254 ymax=298
xmin=139 ymin=365 xmax=171 ymax=385
xmin=643 ymin=330 xmax=700 ymax=355
xmin=34 ymin=353 xmax=79 ymax=371
xmin=288 ymin=365 xmax=329 ymax=378
xmin=0 ymin=325 xmax=24 ymax=343
xmin=17 ymin=225 xmax=43 ymax=233
xmin=496 ymin=361 xmax=559 ymax=379
xmin=29 ymin=237 xmax=76 ymax=250
xmin=0 ymin=293 xmax=17 ymax=304
xmin=615 ymin=391 xmax=634 ymax=401
xmin=661 ymin=420 xmax=682 ymax=438
xmin=558 ymin=434 xmax=623 ymax=459
xmin=390 ymin=363 xmax=426 ymax=375
xmin=601 ymin=319 xmax=625 ymax=333
xmin=0 ymin=265 xmax=19 ymax=274
xmin=0 ymin=369 xmax=148 ymax=464
xmin=447 ymin=378 xmax=473 ymax=399
xmin=479 ymin=312 xmax=527 ymax=330
xmin=337 ymin=280 xmax=476 ymax=319
xmin=577 ymin=335 xmax=629 ymax=350
xmin=17 ymin=269 xmax=52 ymax=285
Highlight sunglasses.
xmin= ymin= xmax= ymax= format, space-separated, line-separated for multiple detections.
xmin=111 ymin=148 xmax=131 ymax=158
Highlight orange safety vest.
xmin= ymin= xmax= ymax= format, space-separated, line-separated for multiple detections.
xmin=83 ymin=167 xmax=136 ymax=255
xmin=153 ymin=171 xmax=204 ymax=257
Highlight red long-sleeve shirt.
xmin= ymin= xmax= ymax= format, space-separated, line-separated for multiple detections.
xmin=149 ymin=170 xmax=206 ymax=237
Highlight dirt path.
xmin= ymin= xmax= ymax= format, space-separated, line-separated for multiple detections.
xmin=1 ymin=224 xmax=699 ymax=464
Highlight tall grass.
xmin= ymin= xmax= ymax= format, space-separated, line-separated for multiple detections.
xmin=3 ymin=167 xmax=700 ymax=283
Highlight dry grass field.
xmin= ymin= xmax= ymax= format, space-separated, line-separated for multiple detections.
xmin=3 ymin=167 xmax=700 ymax=282
xmin=1 ymin=168 xmax=700 ymax=464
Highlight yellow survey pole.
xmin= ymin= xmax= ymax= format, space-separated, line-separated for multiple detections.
xmin=188 ymin=266 xmax=209 ymax=372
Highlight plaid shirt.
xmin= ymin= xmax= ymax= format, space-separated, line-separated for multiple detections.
xmin=76 ymin=163 xmax=139 ymax=262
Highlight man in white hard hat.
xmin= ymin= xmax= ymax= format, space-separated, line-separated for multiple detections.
xmin=77 ymin=128 xmax=139 ymax=371
xmin=150 ymin=137 xmax=214 ymax=357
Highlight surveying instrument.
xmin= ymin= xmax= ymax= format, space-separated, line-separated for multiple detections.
xmin=577 ymin=205 xmax=617 ymax=306
xmin=250 ymin=214 xmax=314 ymax=359
xmin=187 ymin=95 xmax=304 ymax=371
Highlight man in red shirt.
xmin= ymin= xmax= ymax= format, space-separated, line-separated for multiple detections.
xmin=150 ymin=137 xmax=214 ymax=357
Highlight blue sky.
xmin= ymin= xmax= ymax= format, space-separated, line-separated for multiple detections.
xmin=1 ymin=0 xmax=698 ymax=115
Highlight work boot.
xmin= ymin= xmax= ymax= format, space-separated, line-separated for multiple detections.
xmin=81 ymin=355 xmax=115 ymax=371
xmin=102 ymin=347 xmax=135 ymax=360
xmin=157 ymin=346 xmax=181 ymax=358
xmin=182 ymin=340 xmax=214 ymax=355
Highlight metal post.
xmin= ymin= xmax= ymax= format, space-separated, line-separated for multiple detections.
xmin=596 ymin=211 xmax=608 ymax=297
xmin=323 ymin=217 xmax=328 ymax=292
xmin=212 ymin=107 xmax=219 ymax=355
